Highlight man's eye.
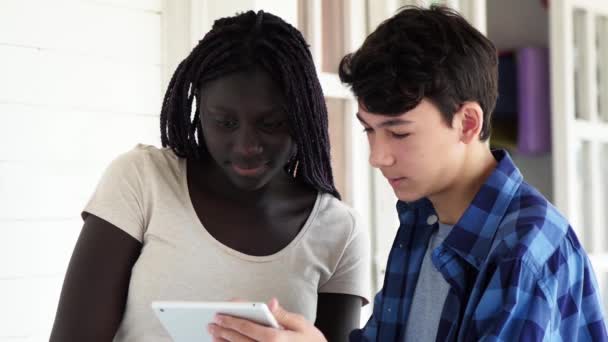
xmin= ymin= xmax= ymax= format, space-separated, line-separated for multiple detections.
xmin=362 ymin=127 xmax=373 ymax=134
xmin=391 ymin=132 xmax=410 ymax=139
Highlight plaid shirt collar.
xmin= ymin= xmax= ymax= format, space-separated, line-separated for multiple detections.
xmin=397 ymin=149 xmax=523 ymax=270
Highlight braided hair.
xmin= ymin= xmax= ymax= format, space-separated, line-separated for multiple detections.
xmin=160 ymin=10 xmax=340 ymax=198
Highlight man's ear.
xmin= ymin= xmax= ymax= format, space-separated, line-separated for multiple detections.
xmin=454 ymin=102 xmax=484 ymax=144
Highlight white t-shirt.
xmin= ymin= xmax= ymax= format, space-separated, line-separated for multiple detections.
xmin=83 ymin=144 xmax=371 ymax=342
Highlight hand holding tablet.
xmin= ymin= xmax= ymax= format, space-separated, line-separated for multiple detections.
xmin=152 ymin=301 xmax=279 ymax=342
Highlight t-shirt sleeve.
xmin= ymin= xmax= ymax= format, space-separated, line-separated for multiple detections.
xmin=318 ymin=211 xmax=372 ymax=305
xmin=82 ymin=148 xmax=147 ymax=242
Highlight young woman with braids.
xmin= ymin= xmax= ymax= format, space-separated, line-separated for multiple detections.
xmin=50 ymin=11 xmax=370 ymax=342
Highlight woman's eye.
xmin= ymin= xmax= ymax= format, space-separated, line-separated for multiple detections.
xmin=261 ymin=120 xmax=286 ymax=130
xmin=362 ymin=127 xmax=373 ymax=134
xmin=215 ymin=119 xmax=238 ymax=129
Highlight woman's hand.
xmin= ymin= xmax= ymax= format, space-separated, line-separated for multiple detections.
xmin=208 ymin=298 xmax=327 ymax=342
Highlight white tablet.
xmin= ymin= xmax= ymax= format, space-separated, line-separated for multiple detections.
xmin=151 ymin=301 xmax=280 ymax=342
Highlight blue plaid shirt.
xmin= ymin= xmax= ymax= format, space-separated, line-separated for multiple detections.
xmin=351 ymin=150 xmax=607 ymax=341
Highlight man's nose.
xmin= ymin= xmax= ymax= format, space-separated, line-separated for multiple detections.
xmin=369 ymin=135 xmax=395 ymax=168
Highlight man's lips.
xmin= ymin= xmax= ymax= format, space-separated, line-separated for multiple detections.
xmin=387 ymin=176 xmax=406 ymax=187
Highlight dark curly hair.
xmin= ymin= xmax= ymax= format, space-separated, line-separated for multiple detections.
xmin=160 ymin=10 xmax=340 ymax=198
xmin=339 ymin=5 xmax=498 ymax=141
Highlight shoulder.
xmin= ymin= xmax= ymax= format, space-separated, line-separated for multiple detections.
xmin=481 ymin=184 xmax=605 ymax=331
xmin=490 ymin=181 xmax=583 ymax=275
xmin=314 ymin=193 xmax=365 ymax=243
xmin=105 ymin=144 xmax=181 ymax=178
xmin=111 ymin=143 xmax=178 ymax=166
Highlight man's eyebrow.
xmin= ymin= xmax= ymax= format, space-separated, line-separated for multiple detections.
xmin=356 ymin=113 xmax=413 ymax=128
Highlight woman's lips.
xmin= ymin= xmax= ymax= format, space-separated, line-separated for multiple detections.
xmin=232 ymin=164 xmax=267 ymax=177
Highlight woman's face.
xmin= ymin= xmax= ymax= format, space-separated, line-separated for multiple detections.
xmin=199 ymin=69 xmax=295 ymax=191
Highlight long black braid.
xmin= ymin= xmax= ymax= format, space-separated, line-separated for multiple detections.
xmin=160 ymin=10 xmax=340 ymax=199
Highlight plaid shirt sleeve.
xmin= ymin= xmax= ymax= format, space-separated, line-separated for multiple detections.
xmin=466 ymin=230 xmax=606 ymax=341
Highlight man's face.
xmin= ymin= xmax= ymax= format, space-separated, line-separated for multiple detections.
xmin=357 ymin=99 xmax=465 ymax=202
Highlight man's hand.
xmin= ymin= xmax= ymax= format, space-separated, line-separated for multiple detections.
xmin=208 ymin=298 xmax=327 ymax=342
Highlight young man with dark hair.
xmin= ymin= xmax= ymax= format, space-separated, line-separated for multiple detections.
xmin=209 ymin=6 xmax=607 ymax=341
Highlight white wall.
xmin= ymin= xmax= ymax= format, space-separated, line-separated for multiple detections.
xmin=0 ymin=0 xmax=163 ymax=340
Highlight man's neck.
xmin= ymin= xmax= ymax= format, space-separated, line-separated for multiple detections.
xmin=428 ymin=145 xmax=497 ymax=225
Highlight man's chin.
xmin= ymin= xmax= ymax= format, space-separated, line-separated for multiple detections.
xmin=394 ymin=189 xmax=424 ymax=203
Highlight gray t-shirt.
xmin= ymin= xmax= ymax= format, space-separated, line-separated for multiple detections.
xmin=404 ymin=222 xmax=452 ymax=341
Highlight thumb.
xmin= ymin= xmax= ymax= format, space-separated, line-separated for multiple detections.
xmin=268 ymin=298 xmax=308 ymax=331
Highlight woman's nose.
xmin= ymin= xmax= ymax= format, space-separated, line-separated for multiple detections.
xmin=234 ymin=126 xmax=263 ymax=156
